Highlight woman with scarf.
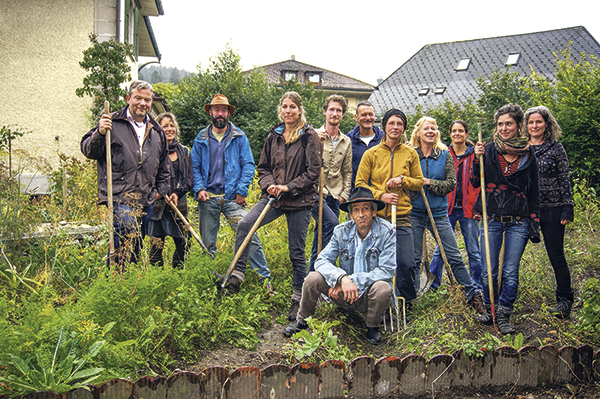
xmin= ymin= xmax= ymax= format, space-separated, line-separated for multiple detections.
xmin=148 ymin=112 xmax=193 ymax=268
xmin=525 ymin=106 xmax=574 ymax=318
xmin=472 ymin=104 xmax=540 ymax=334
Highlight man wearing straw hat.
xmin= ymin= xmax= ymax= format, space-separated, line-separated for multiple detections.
xmin=283 ymin=187 xmax=395 ymax=344
xmin=191 ymin=94 xmax=271 ymax=290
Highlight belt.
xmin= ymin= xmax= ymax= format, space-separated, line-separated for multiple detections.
xmin=493 ymin=215 xmax=521 ymax=223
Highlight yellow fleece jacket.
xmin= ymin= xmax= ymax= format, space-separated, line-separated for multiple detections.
xmin=355 ymin=137 xmax=424 ymax=220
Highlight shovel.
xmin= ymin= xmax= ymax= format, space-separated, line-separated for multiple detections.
xmin=418 ymin=231 xmax=437 ymax=295
xmin=164 ymin=196 xmax=213 ymax=259
xmin=220 ymin=194 xmax=281 ymax=290
xmin=103 ymin=101 xmax=116 ymax=269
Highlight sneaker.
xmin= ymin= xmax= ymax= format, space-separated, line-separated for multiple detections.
xmin=468 ymin=293 xmax=486 ymax=315
xmin=283 ymin=320 xmax=308 ymax=337
xmin=496 ymin=307 xmax=515 ymax=335
xmin=366 ymin=327 xmax=382 ymax=345
xmin=548 ymin=297 xmax=573 ymax=319
xmin=475 ymin=306 xmax=494 ymax=325
xmin=288 ymin=299 xmax=300 ymax=321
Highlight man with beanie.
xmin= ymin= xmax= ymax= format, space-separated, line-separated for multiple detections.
xmin=191 ymin=94 xmax=272 ymax=291
xmin=347 ymin=101 xmax=385 ymax=190
xmin=283 ymin=187 xmax=396 ymax=345
xmin=356 ymin=108 xmax=424 ymax=306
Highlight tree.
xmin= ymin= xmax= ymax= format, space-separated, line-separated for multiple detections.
xmin=76 ymin=34 xmax=135 ymax=123
xmin=407 ymin=100 xmax=482 ymax=143
xmin=169 ymin=68 xmax=181 ymax=84
xmin=150 ymin=69 xmax=163 ymax=84
xmin=523 ymin=48 xmax=600 ymax=188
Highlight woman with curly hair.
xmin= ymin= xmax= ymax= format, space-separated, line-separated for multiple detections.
xmin=525 ymin=106 xmax=574 ymax=318
xmin=472 ymin=104 xmax=540 ymax=334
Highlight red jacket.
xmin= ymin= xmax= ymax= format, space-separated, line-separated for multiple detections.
xmin=447 ymin=145 xmax=480 ymax=219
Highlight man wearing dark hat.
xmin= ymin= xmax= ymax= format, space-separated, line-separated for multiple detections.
xmin=283 ymin=187 xmax=396 ymax=344
xmin=191 ymin=94 xmax=271 ymax=289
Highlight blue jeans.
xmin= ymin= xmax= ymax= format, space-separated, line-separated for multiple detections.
xmin=411 ymin=213 xmax=480 ymax=300
xmin=308 ymin=195 xmax=340 ymax=271
xmin=395 ymin=225 xmax=417 ymax=303
xmin=111 ymin=203 xmax=152 ymax=267
xmin=234 ymin=198 xmax=312 ymax=290
xmin=429 ymin=208 xmax=482 ymax=289
xmin=198 ymin=197 xmax=270 ymax=281
xmin=480 ymin=218 xmax=529 ymax=310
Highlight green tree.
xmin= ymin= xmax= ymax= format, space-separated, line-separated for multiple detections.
xmin=476 ymin=68 xmax=532 ymax=137
xmin=152 ymin=82 xmax=179 ymax=105
xmin=150 ymin=69 xmax=163 ymax=84
xmin=169 ymin=68 xmax=181 ymax=84
xmin=76 ymin=34 xmax=134 ymax=124
xmin=523 ymin=48 xmax=600 ymax=188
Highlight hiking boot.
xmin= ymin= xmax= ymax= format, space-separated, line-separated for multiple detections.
xmin=212 ymin=271 xmax=241 ymax=295
xmin=496 ymin=307 xmax=515 ymax=335
xmin=549 ymin=297 xmax=573 ymax=319
xmin=283 ymin=320 xmax=308 ymax=337
xmin=288 ymin=299 xmax=300 ymax=321
xmin=475 ymin=306 xmax=494 ymax=325
xmin=468 ymin=293 xmax=486 ymax=315
xmin=366 ymin=327 xmax=382 ymax=345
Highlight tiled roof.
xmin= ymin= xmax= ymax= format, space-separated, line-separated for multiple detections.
xmin=370 ymin=26 xmax=600 ymax=115
xmin=250 ymin=59 xmax=375 ymax=92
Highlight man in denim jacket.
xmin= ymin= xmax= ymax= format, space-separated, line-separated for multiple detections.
xmin=283 ymin=187 xmax=395 ymax=344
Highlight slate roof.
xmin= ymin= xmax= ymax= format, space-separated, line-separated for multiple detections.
xmin=370 ymin=26 xmax=600 ymax=115
xmin=251 ymin=58 xmax=374 ymax=93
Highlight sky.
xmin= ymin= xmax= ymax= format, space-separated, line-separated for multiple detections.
xmin=145 ymin=0 xmax=600 ymax=86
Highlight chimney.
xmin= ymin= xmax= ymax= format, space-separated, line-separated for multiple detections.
xmin=291 ymin=55 xmax=296 ymax=61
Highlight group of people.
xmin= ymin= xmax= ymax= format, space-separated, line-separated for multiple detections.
xmin=81 ymin=80 xmax=574 ymax=343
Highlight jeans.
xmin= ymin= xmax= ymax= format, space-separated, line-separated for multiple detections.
xmin=540 ymin=207 xmax=572 ymax=301
xmin=429 ymin=208 xmax=482 ymax=288
xmin=308 ymin=195 xmax=340 ymax=271
xmin=395 ymin=225 xmax=417 ymax=303
xmin=111 ymin=203 xmax=152 ymax=267
xmin=411 ymin=213 xmax=480 ymax=300
xmin=233 ymin=198 xmax=312 ymax=290
xmin=198 ymin=197 xmax=270 ymax=281
xmin=298 ymin=272 xmax=392 ymax=327
xmin=149 ymin=235 xmax=190 ymax=268
xmin=480 ymin=218 xmax=529 ymax=310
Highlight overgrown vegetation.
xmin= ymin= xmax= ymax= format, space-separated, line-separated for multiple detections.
xmin=1 ymin=45 xmax=599 ymax=396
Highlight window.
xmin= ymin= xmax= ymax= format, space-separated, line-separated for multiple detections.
xmin=418 ymin=87 xmax=430 ymax=96
xmin=307 ymin=73 xmax=321 ymax=83
xmin=456 ymin=58 xmax=471 ymax=71
xmin=506 ymin=53 xmax=520 ymax=66
xmin=283 ymin=71 xmax=298 ymax=81
xmin=434 ymin=86 xmax=446 ymax=95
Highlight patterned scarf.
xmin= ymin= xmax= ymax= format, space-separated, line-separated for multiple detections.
xmin=493 ymin=132 xmax=530 ymax=156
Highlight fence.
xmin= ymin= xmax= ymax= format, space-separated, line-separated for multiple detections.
xmin=19 ymin=344 xmax=600 ymax=399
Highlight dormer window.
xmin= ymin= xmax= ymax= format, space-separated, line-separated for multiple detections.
xmin=506 ymin=53 xmax=520 ymax=66
xmin=307 ymin=72 xmax=321 ymax=84
xmin=283 ymin=71 xmax=298 ymax=81
xmin=434 ymin=86 xmax=446 ymax=95
xmin=418 ymin=87 xmax=430 ymax=96
xmin=456 ymin=58 xmax=471 ymax=71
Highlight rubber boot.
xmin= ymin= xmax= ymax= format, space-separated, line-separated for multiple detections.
xmin=496 ymin=306 xmax=515 ymax=335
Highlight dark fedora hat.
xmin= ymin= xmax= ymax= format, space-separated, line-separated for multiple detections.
xmin=340 ymin=186 xmax=385 ymax=213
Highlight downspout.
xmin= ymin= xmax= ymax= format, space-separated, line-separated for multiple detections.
xmin=116 ymin=0 xmax=121 ymax=42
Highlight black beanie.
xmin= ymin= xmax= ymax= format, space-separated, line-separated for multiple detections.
xmin=382 ymin=109 xmax=407 ymax=132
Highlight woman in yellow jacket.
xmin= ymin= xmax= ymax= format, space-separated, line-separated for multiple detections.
xmin=356 ymin=109 xmax=424 ymax=303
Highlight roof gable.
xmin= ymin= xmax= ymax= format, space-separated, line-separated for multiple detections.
xmin=370 ymin=26 xmax=600 ymax=115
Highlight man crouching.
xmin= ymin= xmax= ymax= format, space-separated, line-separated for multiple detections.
xmin=283 ymin=187 xmax=396 ymax=344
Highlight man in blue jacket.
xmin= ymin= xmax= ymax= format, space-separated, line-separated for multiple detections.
xmin=191 ymin=94 xmax=271 ymax=288
xmin=346 ymin=101 xmax=385 ymax=190
xmin=283 ymin=187 xmax=395 ymax=344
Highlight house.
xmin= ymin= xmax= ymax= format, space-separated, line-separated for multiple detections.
xmin=250 ymin=56 xmax=375 ymax=112
xmin=370 ymin=26 xmax=600 ymax=116
xmin=0 ymin=0 xmax=164 ymax=178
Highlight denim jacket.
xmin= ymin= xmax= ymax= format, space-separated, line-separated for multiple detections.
xmin=315 ymin=217 xmax=396 ymax=296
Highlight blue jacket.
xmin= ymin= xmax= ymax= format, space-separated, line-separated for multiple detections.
xmin=191 ymin=122 xmax=255 ymax=200
xmin=315 ymin=217 xmax=396 ymax=296
xmin=347 ymin=125 xmax=385 ymax=189
xmin=412 ymin=148 xmax=456 ymax=218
